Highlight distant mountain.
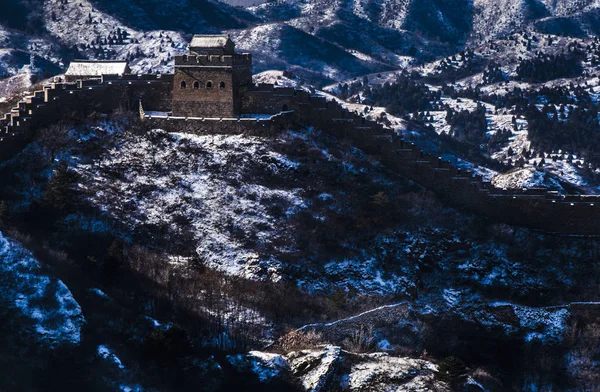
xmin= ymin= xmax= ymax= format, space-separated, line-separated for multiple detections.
xmin=0 ymin=0 xmax=599 ymax=86
xmin=243 ymin=0 xmax=600 ymax=73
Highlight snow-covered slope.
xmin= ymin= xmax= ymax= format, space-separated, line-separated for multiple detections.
xmin=0 ymin=0 xmax=598 ymax=86
xmin=0 ymin=231 xmax=84 ymax=347
xmin=76 ymin=129 xmax=304 ymax=281
xmin=491 ymin=167 xmax=563 ymax=190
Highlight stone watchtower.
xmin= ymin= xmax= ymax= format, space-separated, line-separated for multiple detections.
xmin=172 ymin=35 xmax=252 ymax=118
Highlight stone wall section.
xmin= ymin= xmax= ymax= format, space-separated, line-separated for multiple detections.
xmin=2 ymin=75 xmax=600 ymax=234
xmin=145 ymin=112 xmax=294 ymax=136
xmin=0 ymin=74 xmax=172 ymax=161
xmin=281 ymin=90 xmax=600 ymax=235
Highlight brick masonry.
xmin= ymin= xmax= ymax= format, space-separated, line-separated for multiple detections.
xmin=172 ymin=54 xmax=253 ymax=117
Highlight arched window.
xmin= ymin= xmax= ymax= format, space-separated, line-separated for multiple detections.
xmin=206 ymin=81 xmax=213 ymax=89
xmin=180 ymin=80 xmax=187 ymax=89
xmin=282 ymin=104 xmax=289 ymax=111
xmin=219 ymin=81 xmax=226 ymax=90
xmin=193 ymin=81 xmax=200 ymax=89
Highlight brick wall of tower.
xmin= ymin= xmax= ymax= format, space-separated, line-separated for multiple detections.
xmin=172 ymin=54 xmax=252 ymax=118
xmin=173 ymin=68 xmax=234 ymax=117
xmin=232 ymin=60 xmax=253 ymax=115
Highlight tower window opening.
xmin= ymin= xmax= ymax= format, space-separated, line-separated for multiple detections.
xmin=219 ymin=81 xmax=226 ymax=90
xmin=193 ymin=81 xmax=200 ymax=89
xmin=180 ymin=80 xmax=187 ymax=89
xmin=206 ymin=81 xmax=213 ymax=89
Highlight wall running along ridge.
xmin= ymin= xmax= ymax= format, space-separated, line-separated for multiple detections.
xmin=1 ymin=76 xmax=600 ymax=235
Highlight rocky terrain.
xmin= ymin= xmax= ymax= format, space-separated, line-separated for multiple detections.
xmin=228 ymin=346 xmax=448 ymax=391
xmin=0 ymin=111 xmax=599 ymax=390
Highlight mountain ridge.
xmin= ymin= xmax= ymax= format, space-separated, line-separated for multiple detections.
xmin=1 ymin=0 xmax=600 ymax=85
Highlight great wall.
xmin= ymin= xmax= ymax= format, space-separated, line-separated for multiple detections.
xmin=1 ymin=35 xmax=600 ymax=235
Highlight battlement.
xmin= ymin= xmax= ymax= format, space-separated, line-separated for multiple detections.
xmin=174 ymin=54 xmax=252 ymax=67
xmin=0 ymin=72 xmax=173 ymax=160
xmin=2 ymin=41 xmax=600 ymax=234
xmin=102 ymin=74 xmax=174 ymax=82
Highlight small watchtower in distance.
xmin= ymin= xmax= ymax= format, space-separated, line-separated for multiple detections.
xmin=65 ymin=60 xmax=130 ymax=82
xmin=172 ymin=34 xmax=253 ymax=118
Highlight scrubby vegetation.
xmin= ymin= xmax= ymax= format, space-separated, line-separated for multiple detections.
xmin=526 ymin=103 xmax=600 ymax=167
xmin=516 ymin=51 xmax=584 ymax=83
xmin=363 ymin=76 xmax=440 ymax=116
xmin=2 ymin=113 xmax=600 ymax=390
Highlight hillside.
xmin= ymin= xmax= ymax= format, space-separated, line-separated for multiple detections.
xmin=326 ymin=32 xmax=600 ymax=193
xmin=0 ymin=114 xmax=599 ymax=390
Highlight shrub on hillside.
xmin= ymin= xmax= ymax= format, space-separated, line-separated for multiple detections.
xmin=275 ymin=329 xmax=325 ymax=353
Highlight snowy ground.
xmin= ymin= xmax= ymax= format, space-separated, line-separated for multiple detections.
xmin=68 ymin=119 xmax=413 ymax=292
xmin=0 ymin=231 xmax=84 ymax=347
xmin=253 ymin=70 xmax=311 ymax=91
xmin=0 ymin=69 xmax=35 ymax=102
xmin=74 ymin=125 xmax=305 ymax=281
xmin=228 ymin=345 xmax=445 ymax=391
xmin=412 ymin=91 xmax=593 ymax=189
xmin=97 ymin=345 xmax=126 ymax=370
xmin=43 ymin=0 xmax=187 ymax=74
xmin=492 ymin=167 xmax=562 ymax=190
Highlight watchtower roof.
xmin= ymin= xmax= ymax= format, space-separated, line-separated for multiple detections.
xmin=189 ymin=34 xmax=235 ymax=54
xmin=190 ymin=35 xmax=231 ymax=48
xmin=66 ymin=60 xmax=130 ymax=77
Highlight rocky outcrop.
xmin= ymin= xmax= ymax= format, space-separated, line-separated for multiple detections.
xmin=227 ymin=346 xmax=448 ymax=391
xmin=288 ymin=346 xmax=341 ymax=392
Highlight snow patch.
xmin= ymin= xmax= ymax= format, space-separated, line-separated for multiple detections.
xmin=227 ymin=351 xmax=289 ymax=382
xmin=0 ymin=232 xmax=84 ymax=347
xmin=492 ymin=167 xmax=548 ymax=189
xmin=289 ymin=346 xmax=341 ymax=392
xmin=97 ymin=345 xmax=126 ymax=370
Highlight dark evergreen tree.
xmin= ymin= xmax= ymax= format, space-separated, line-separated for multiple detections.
xmin=437 ymin=356 xmax=468 ymax=390
xmin=43 ymin=161 xmax=80 ymax=212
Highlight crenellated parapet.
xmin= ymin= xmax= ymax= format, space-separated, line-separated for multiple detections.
xmin=102 ymin=74 xmax=174 ymax=82
xmin=174 ymin=54 xmax=252 ymax=67
xmin=2 ymin=69 xmax=600 ymax=234
xmin=0 ymin=74 xmax=173 ymax=160
xmin=241 ymin=84 xmax=600 ymax=235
